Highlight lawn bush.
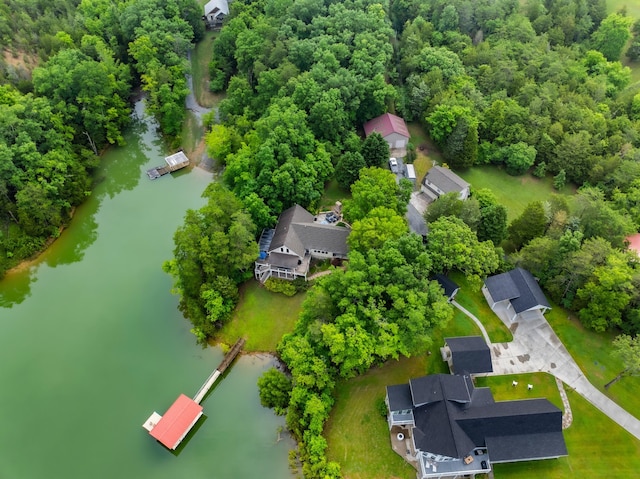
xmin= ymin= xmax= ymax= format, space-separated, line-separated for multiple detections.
xmin=264 ymin=277 xmax=297 ymax=296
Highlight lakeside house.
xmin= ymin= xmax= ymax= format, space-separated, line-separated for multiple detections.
xmin=421 ymin=166 xmax=470 ymax=202
xmin=386 ymin=336 xmax=567 ymax=479
xmin=254 ymin=204 xmax=349 ymax=282
xmin=203 ymin=0 xmax=229 ymax=28
xmin=483 ymin=268 xmax=551 ymax=322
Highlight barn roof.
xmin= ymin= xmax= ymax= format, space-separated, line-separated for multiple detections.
xmin=363 ymin=113 xmax=410 ymax=139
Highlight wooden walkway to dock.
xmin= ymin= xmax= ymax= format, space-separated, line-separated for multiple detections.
xmin=193 ymin=338 xmax=246 ymax=404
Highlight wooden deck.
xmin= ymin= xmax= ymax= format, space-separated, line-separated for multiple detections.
xmin=146 ymin=165 xmax=170 ymax=179
xmin=193 ymin=338 xmax=245 ymax=404
xmin=146 ymin=151 xmax=190 ymax=180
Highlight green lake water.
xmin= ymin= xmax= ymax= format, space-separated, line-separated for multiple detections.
xmin=0 ymin=101 xmax=294 ymax=479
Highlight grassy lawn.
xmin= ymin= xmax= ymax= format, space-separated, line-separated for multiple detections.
xmin=404 ymin=123 xmax=575 ymax=220
xmin=407 ymin=122 xmax=442 ymax=184
xmin=319 ymin=179 xmax=351 ymax=212
xmin=449 ymin=271 xmax=513 ymax=343
xmin=457 ymin=166 xmax=575 ymax=221
xmin=214 ymin=280 xmax=305 ymax=352
xmin=480 ymin=374 xmax=640 ymax=478
xmin=325 ymin=308 xmax=488 ymax=479
xmin=191 ymin=29 xmax=225 ymax=108
xmin=545 ymin=305 xmax=640 ymax=420
xmin=608 ymin=0 xmax=640 ymax=20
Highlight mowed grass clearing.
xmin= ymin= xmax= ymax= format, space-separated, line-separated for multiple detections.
xmin=480 ymin=374 xmax=640 ymax=478
xmin=457 ymin=166 xmax=575 ymax=221
xmin=319 ymin=179 xmax=351 ymax=212
xmin=449 ymin=271 xmax=513 ymax=343
xmin=608 ymin=0 xmax=640 ymax=21
xmin=545 ymin=306 xmax=640 ymax=420
xmin=190 ymin=29 xmax=225 ymax=108
xmin=325 ymin=305 xmax=486 ymax=479
xmin=407 ymin=122 xmax=442 ymax=184
xmin=215 ymin=280 xmax=305 ymax=352
xmin=404 ymin=123 xmax=575 ymax=220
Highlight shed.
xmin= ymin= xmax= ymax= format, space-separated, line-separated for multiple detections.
xmin=147 ymin=394 xmax=203 ymax=450
xmin=443 ymin=336 xmax=493 ymax=375
xmin=164 ymin=151 xmax=190 ymax=171
xmin=203 ymin=0 xmax=229 ymax=27
xmin=432 ymin=274 xmax=459 ymax=302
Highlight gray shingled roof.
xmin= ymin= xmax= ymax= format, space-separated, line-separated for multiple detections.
xmin=204 ymin=0 xmax=229 ymax=16
xmin=445 ymin=336 xmax=493 ymax=375
xmin=268 ymin=204 xmax=349 ymax=257
xmin=423 ymin=166 xmax=470 ymax=193
xmin=485 ymin=268 xmax=551 ymax=313
xmin=387 ymin=384 xmax=413 ymax=411
xmin=395 ymin=374 xmax=567 ymax=463
xmin=433 ymin=274 xmax=459 ymax=299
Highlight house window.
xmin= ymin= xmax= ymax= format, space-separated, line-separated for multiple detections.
xmin=286 ymin=248 xmax=289 ymax=253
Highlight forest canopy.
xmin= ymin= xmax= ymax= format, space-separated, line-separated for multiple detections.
xmin=0 ymin=0 xmax=204 ymax=276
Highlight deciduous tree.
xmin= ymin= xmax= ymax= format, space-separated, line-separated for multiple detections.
xmin=605 ymin=334 xmax=640 ymax=389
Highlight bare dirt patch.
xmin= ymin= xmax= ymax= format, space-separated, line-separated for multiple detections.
xmin=2 ymin=49 xmax=38 ymax=75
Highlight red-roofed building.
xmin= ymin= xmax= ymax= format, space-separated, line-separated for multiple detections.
xmin=147 ymin=394 xmax=203 ymax=450
xmin=627 ymin=233 xmax=640 ymax=257
xmin=363 ymin=113 xmax=410 ymax=149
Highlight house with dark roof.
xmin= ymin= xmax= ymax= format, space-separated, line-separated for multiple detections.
xmin=441 ymin=337 xmax=493 ymax=376
xmin=386 ymin=373 xmax=567 ymax=478
xmin=203 ymin=0 xmax=229 ymax=28
xmin=254 ymin=205 xmax=349 ymax=282
xmin=483 ymin=268 xmax=551 ymax=322
xmin=363 ymin=113 xmax=410 ymax=150
xmin=432 ymin=274 xmax=459 ymax=302
xmin=421 ymin=166 xmax=470 ymax=202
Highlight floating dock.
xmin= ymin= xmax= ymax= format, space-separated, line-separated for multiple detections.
xmin=143 ymin=338 xmax=246 ymax=449
xmin=146 ymin=151 xmax=190 ymax=180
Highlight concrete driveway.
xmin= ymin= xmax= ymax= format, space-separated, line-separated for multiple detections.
xmin=485 ymin=298 xmax=640 ymax=441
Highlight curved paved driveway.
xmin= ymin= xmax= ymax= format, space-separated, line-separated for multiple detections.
xmin=455 ymin=298 xmax=640 ymax=441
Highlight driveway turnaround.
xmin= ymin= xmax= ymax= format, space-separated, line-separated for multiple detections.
xmin=453 ymin=297 xmax=640 ymax=441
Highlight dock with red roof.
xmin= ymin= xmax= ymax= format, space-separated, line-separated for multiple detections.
xmin=142 ymin=338 xmax=245 ymax=450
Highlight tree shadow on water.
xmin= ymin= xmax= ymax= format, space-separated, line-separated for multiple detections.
xmin=0 ymin=266 xmax=35 ymax=308
xmin=93 ymin=113 xmax=150 ymax=200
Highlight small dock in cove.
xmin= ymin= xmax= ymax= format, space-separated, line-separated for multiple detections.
xmin=146 ymin=151 xmax=190 ymax=180
xmin=142 ymin=338 xmax=246 ymax=450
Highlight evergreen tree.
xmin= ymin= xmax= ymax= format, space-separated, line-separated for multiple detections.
xmin=361 ymin=132 xmax=390 ymax=168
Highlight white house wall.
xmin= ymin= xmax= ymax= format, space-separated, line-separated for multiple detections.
xmin=271 ymin=246 xmax=300 ymax=257
xmin=383 ymin=132 xmax=408 ymax=149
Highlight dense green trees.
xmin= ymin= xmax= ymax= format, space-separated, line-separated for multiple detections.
xmin=426 ymin=216 xmax=500 ymax=283
xmin=591 ymin=13 xmax=633 ymax=61
xmin=33 ymin=44 xmax=131 ymax=152
xmin=0 ymin=85 xmax=97 ymax=273
xmin=163 ymin=184 xmax=258 ymax=343
xmin=258 ymin=368 xmax=293 ymax=415
xmin=1 ymin=0 xmax=206 ymax=276
xmin=343 ymin=167 xmax=412 ymax=223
